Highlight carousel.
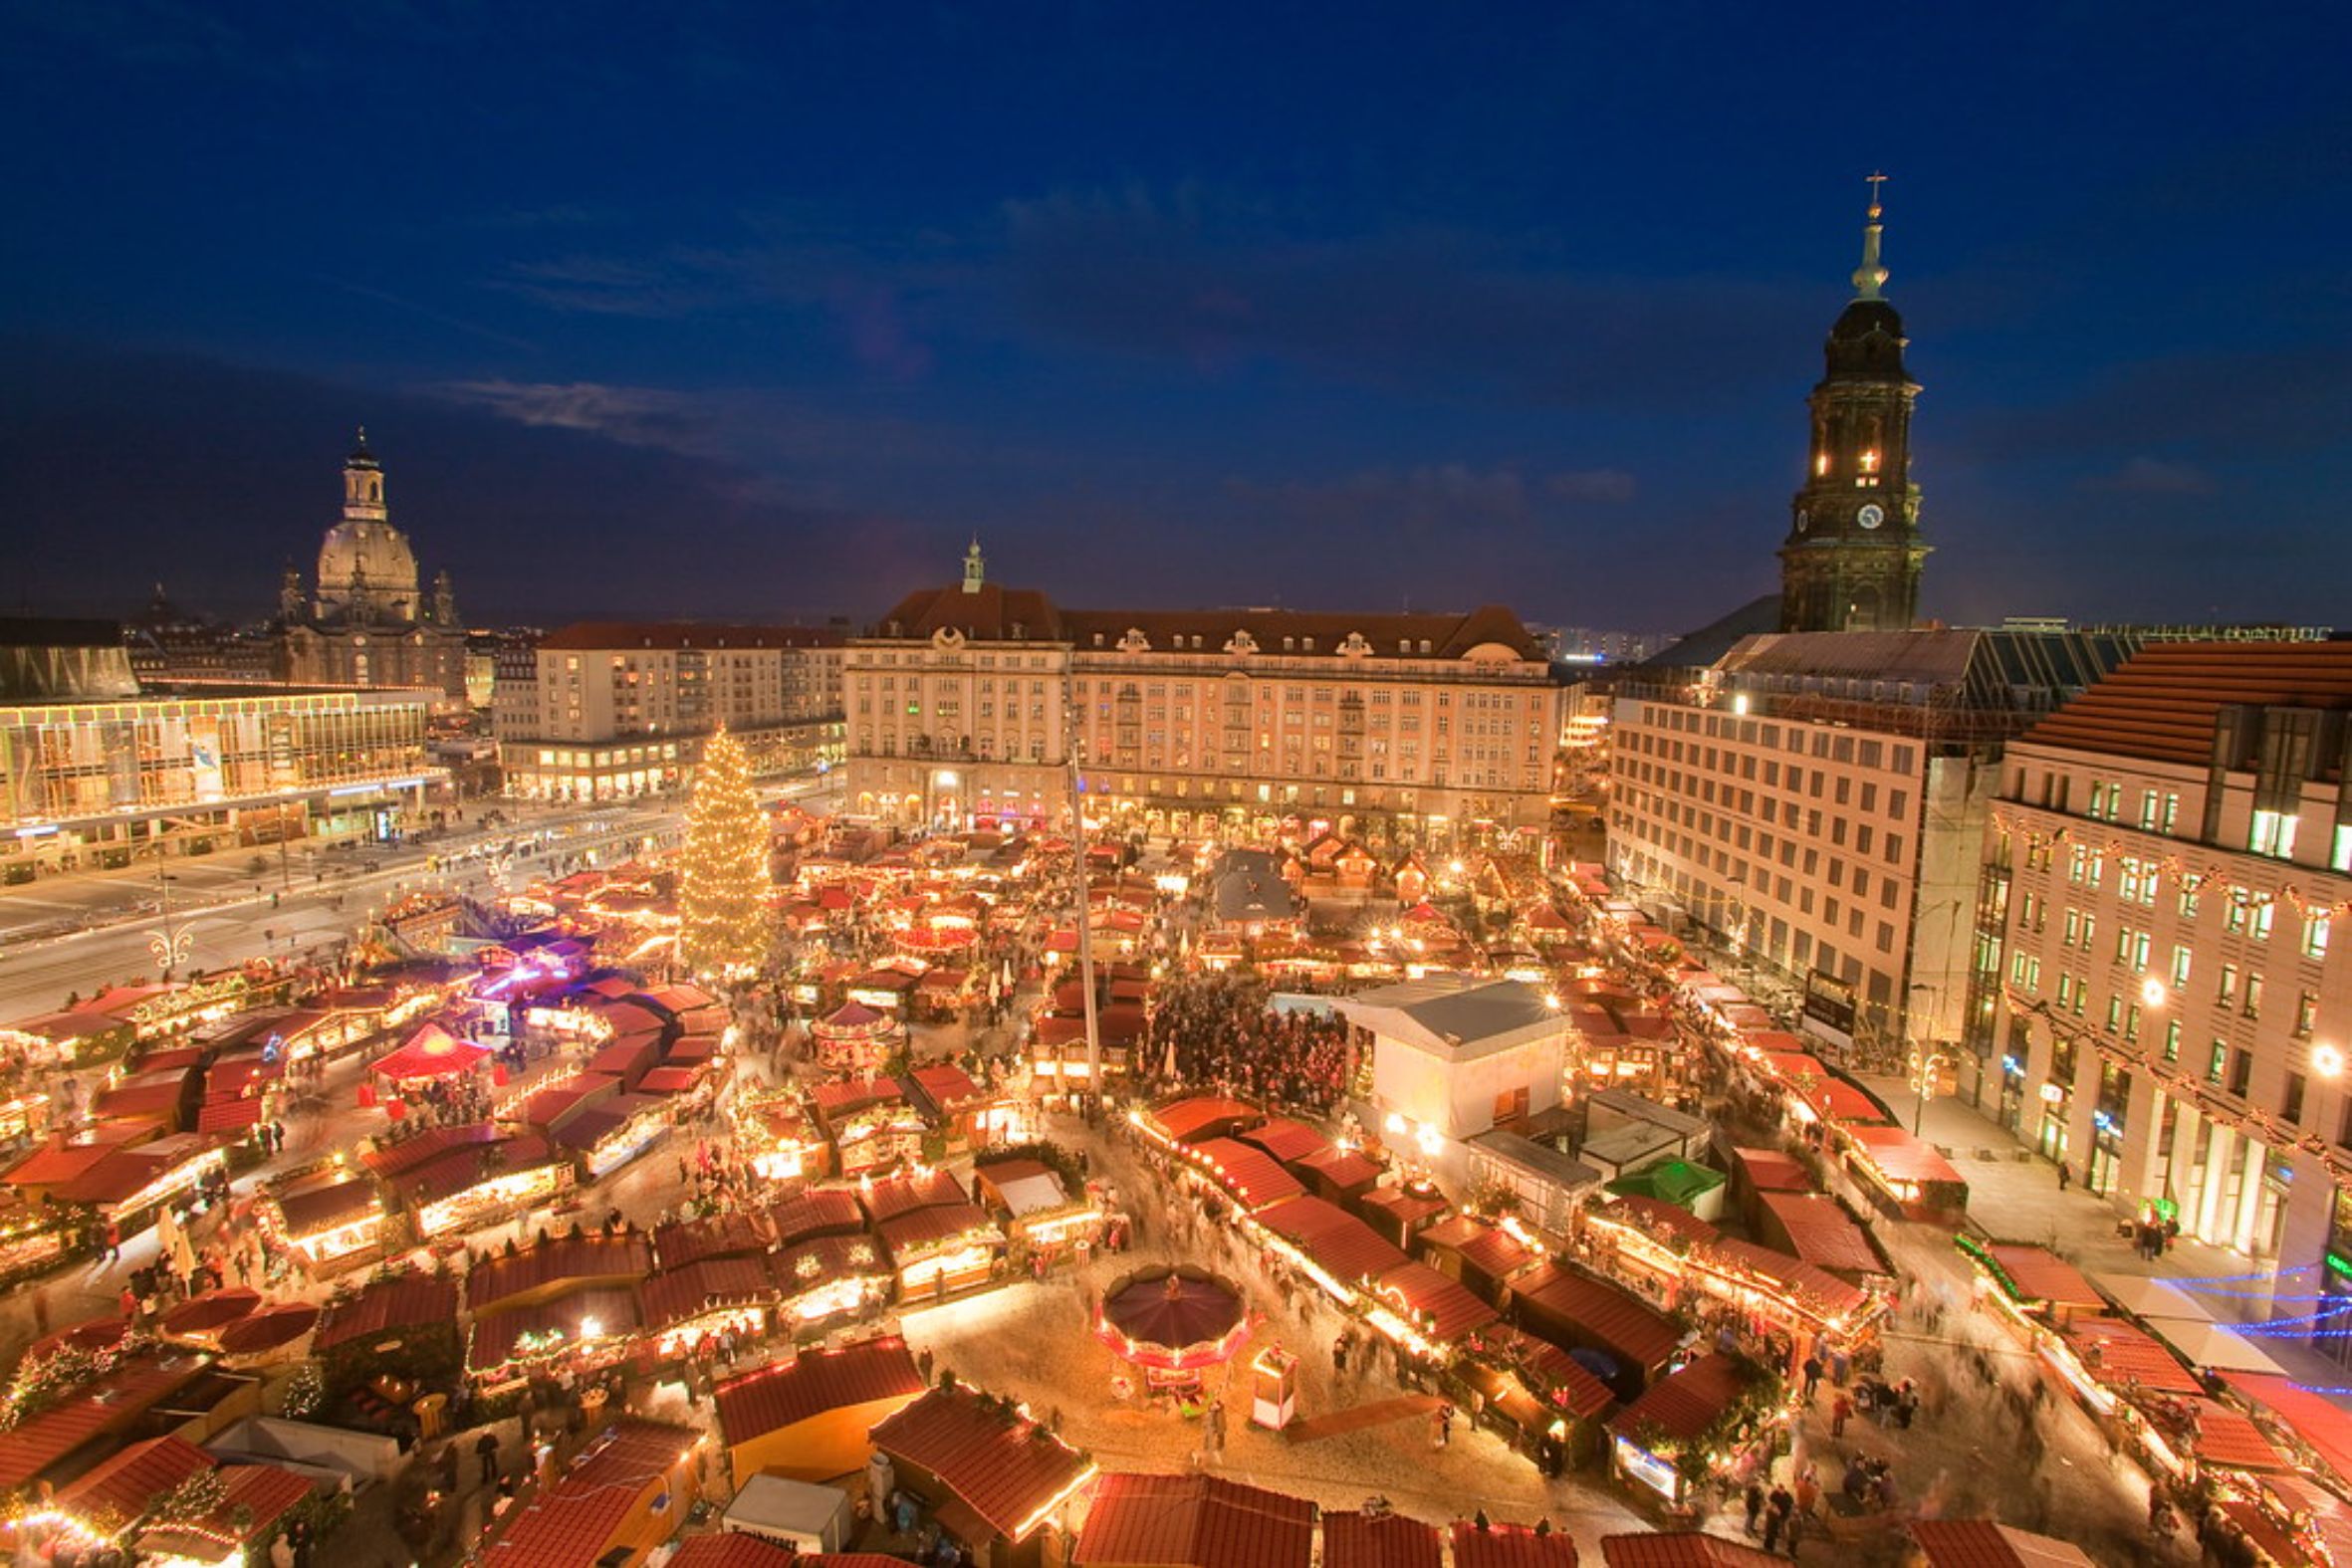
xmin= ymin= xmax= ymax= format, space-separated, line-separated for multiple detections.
xmin=1096 ymin=1264 xmax=1252 ymax=1399
xmin=811 ymin=1002 xmax=903 ymax=1073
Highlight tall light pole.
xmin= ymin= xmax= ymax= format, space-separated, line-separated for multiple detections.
xmin=1063 ymin=696 xmax=1101 ymax=1109
xmin=1906 ymin=980 xmax=1948 ymax=1135
xmin=146 ymin=866 xmax=192 ymax=977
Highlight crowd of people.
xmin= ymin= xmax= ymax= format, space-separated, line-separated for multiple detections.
xmin=1147 ymin=972 xmax=1354 ymax=1114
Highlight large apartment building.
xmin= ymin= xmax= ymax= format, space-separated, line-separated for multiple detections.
xmin=842 ymin=545 xmax=1563 ymax=848
xmin=496 ymin=622 xmax=844 ymax=800
xmin=1981 ymin=641 xmax=2352 ymax=1277
xmin=1606 ymin=628 xmax=2135 ymax=1057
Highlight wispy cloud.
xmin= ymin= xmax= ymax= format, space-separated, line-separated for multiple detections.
xmin=434 ymin=379 xmax=715 ymax=453
xmin=2082 ymin=456 xmax=2216 ymax=495
xmin=1001 ymin=184 xmax=1804 ymax=409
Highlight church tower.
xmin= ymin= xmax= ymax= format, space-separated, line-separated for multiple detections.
xmin=344 ymin=427 xmax=387 ymax=523
xmin=1778 ymin=176 xmax=1928 ymax=633
xmin=962 ymin=536 xmax=986 ymax=594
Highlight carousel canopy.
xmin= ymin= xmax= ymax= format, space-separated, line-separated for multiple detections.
xmin=1097 ymin=1265 xmax=1248 ymax=1366
xmin=817 ymin=1003 xmax=894 ymax=1036
xmin=370 ymin=1022 xmax=491 ymax=1081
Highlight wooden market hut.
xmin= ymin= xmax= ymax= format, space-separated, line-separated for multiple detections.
xmin=714 ymin=1335 xmax=926 ymax=1487
xmin=1072 ymin=1473 xmax=1313 ymax=1568
xmin=867 ymin=1384 xmax=1097 ymax=1568
xmin=481 ymin=1421 xmax=702 ymax=1568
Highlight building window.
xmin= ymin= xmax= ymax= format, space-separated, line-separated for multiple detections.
xmin=2250 ymin=809 xmax=2299 ymax=860
xmin=2306 ymin=916 xmax=2331 ymax=961
xmin=2284 ymin=1072 xmax=2308 ymax=1127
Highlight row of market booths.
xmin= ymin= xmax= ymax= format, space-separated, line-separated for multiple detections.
xmin=1542 ymin=866 xmax=1976 ymax=1230
xmin=308 ymin=1154 xmax=1108 ymax=1403
xmin=0 ymin=966 xmax=476 ymax=1284
xmin=1131 ymin=1094 xmax=1832 ymax=1503
xmin=248 ymin=979 xmax=737 ymax=1274
xmin=1961 ymin=1236 xmax=2352 ymax=1566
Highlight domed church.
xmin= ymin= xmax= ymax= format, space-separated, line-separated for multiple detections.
xmin=275 ymin=430 xmax=469 ymax=701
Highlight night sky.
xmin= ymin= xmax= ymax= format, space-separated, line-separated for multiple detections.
xmin=3 ymin=3 xmax=2348 ymax=634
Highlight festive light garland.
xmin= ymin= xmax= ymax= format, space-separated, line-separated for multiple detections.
xmin=1990 ymin=808 xmax=2351 ymax=922
xmin=676 ymin=725 xmax=775 ymax=980
xmin=2006 ymin=989 xmax=2352 ymax=1199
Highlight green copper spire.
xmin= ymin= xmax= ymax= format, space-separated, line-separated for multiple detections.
xmin=1852 ymin=172 xmax=1890 ymax=301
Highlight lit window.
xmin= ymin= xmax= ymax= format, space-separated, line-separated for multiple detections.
xmin=2251 ymin=809 xmax=2299 ymax=860
xmin=1858 ymin=450 xmax=1881 ymax=474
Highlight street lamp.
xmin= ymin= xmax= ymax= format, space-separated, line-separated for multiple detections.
xmin=145 ymin=868 xmax=193 ymax=977
xmin=1904 ymin=980 xmax=1952 ymax=1136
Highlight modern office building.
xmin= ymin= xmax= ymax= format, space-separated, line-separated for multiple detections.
xmin=1605 ymin=628 xmax=2137 ymax=1057
xmin=0 ymin=619 xmax=442 ymax=875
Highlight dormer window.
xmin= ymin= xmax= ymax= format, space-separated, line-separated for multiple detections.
xmin=1301 ymin=636 xmax=1314 ymax=652
xmin=1283 ymin=637 xmax=1294 ymax=651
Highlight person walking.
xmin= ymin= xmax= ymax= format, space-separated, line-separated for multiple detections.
xmin=476 ymin=1430 xmax=500 ymax=1485
xmin=2057 ymin=1163 xmax=2072 ymax=1192
xmin=1830 ymin=1390 xmax=1853 ymax=1438
xmin=1761 ymin=1489 xmax=1788 ymax=1554
xmin=1801 ymin=1354 xmax=1824 ymax=1404
xmin=1745 ymin=1481 xmax=1765 ymax=1536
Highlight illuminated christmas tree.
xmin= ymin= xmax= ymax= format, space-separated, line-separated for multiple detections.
xmin=677 ymin=725 xmax=773 ymax=980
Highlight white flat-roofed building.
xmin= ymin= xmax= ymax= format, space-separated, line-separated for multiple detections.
xmin=1337 ymin=977 xmax=1570 ymax=1180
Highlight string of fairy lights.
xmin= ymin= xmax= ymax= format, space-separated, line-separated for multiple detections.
xmin=1991 ymin=809 xmax=2352 ymax=924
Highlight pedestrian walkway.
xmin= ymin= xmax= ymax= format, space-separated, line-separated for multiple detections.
xmin=1283 ymin=1393 xmax=1441 ymax=1444
xmin=1862 ymin=1073 xmax=2352 ymax=1405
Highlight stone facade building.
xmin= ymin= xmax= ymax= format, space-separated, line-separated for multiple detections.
xmin=843 ymin=545 xmax=1562 ymax=849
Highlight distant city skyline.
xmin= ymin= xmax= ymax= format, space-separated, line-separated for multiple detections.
xmin=3 ymin=4 xmax=2347 ymax=630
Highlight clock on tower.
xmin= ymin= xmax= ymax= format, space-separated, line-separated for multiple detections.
xmin=1778 ymin=175 xmax=1931 ymax=633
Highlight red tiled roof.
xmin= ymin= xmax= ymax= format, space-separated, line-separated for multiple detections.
xmin=1188 ymin=1139 xmax=1306 ymax=1211
xmin=2019 ymin=641 xmax=2352 ymax=769
xmin=653 ymin=1212 xmax=769 ymax=1269
xmin=1705 ymin=1239 xmax=1870 ymax=1321
xmin=538 ymin=622 xmax=844 ymax=652
xmin=469 ymin=1233 xmax=655 ymax=1314
xmin=869 ymin=1385 xmax=1093 ymax=1542
xmin=1373 ymin=1261 xmax=1501 ymax=1342
xmin=715 ymin=1337 xmax=923 ymax=1447
xmin=315 ymin=1274 xmax=461 ymax=1352
xmin=361 ymin=1121 xmax=504 ymax=1179
xmin=519 ymin=1073 xmax=618 ymax=1128
xmin=196 ymin=1098 xmax=266 ymax=1133
xmin=369 ymin=1023 xmax=491 ymax=1081
xmin=1359 ymin=1186 xmax=1449 ymax=1227
xmin=1981 ymin=1244 xmax=2101 ymax=1310
xmin=1610 ymin=1353 xmax=1752 ymax=1444
xmin=1906 ymin=1519 xmax=2095 ymax=1568
xmin=861 ymin=1167 xmax=970 ymax=1224
xmin=638 ymin=1065 xmax=705 ymax=1094
xmin=638 ymin=1257 xmax=772 ymax=1332
xmin=2226 ymin=1372 xmax=2352 ymax=1487
xmin=1322 ymin=1512 xmax=1441 ymax=1568
xmin=1592 ymin=1196 xmax=1721 ymax=1252
xmin=1253 ymin=1197 xmax=1409 ymax=1283
xmin=588 ymin=1036 xmax=662 ymax=1080
xmin=1072 ymin=1472 xmax=1314 ymax=1568
xmin=1842 ymin=1124 xmax=1966 ymax=1187
xmin=0 ymin=1356 xmax=202 ymax=1490
xmin=1294 ymin=1146 xmax=1383 ymax=1192
xmin=2185 ymin=1398 xmax=2288 ymax=1472
xmin=1147 ymin=1096 xmax=1260 ymax=1144
xmin=772 ymin=1232 xmax=892 ymax=1297
xmin=1511 ymin=1263 xmax=1683 ymax=1370
xmin=910 ymin=1063 xmax=986 ymax=1110
xmin=1597 ymin=1533 xmax=1785 ymax=1568
xmin=1483 ymin=1327 xmax=1615 ymax=1419
xmin=2 ymin=1141 xmax=118 ymax=1189
xmin=2059 ymin=1316 xmax=2200 ymax=1395
xmin=469 ymin=1290 xmax=640 ymax=1372
xmin=668 ymin=1537 xmax=803 ymax=1568
xmin=1056 ymin=603 xmax=1544 ymax=663
xmin=55 ymin=1139 xmax=222 ymax=1206
xmin=814 ymin=1078 xmax=906 ymax=1116
xmin=1755 ymin=1193 xmax=1879 ymax=1276
xmin=1451 ymin=1522 xmax=1579 ymax=1568
xmin=769 ymin=1187 xmax=868 ymax=1245
xmin=484 ymin=1421 xmax=697 ymax=1568
xmin=57 ymin=1434 xmax=213 ymax=1526
xmin=1240 ymin=1119 xmax=1333 ymax=1167
xmin=877 ymin=1202 xmax=999 ymax=1257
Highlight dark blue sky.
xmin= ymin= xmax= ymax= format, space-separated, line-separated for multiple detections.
xmin=4 ymin=2 xmax=2348 ymax=632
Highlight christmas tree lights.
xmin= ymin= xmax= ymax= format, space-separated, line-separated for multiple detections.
xmin=677 ymin=726 xmax=773 ymax=981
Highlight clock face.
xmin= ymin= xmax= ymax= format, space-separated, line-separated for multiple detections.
xmin=1795 ymin=508 xmax=1810 ymax=533
xmin=1857 ymin=503 xmax=1886 ymax=530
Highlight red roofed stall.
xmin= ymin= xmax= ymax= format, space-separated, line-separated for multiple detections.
xmin=868 ymin=1385 xmax=1097 ymax=1568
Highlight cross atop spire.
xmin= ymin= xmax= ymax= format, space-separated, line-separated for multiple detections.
xmin=1852 ymin=172 xmax=1891 ymax=301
